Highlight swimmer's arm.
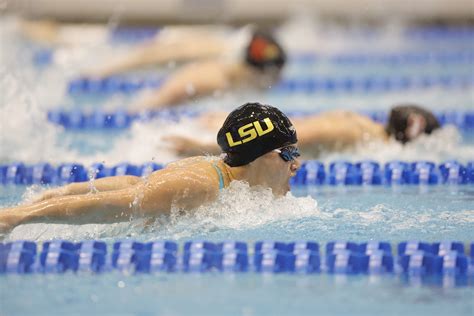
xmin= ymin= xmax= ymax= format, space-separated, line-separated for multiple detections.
xmin=19 ymin=20 xmax=60 ymax=45
xmin=0 ymin=171 xmax=217 ymax=232
xmin=33 ymin=176 xmax=142 ymax=202
xmin=0 ymin=185 xmax=142 ymax=231
xmin=293 ymin=116 xmax=362 ymax=149
xmin=164 ymin=135 xmax=220 ymax=156
xmin=87 ymin=36 xmax=226 ymax=78
xmin=130 ymin=61 xmax=229 ymax=111
xmin=140 ymin=171 xmax=219 ymax=213
xmin=87 ymin=42 xmax=168 ymax=78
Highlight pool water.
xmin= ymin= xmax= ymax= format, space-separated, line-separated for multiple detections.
xmin=2 ymin=184 xmax=473 ymax=242
xmin=1 ymin=16 xmax=474 ymax=316
xmin=2 ymin=273 xmax=473 ymax=316
xmin=1 ymin=185 xmax=473 ymax=315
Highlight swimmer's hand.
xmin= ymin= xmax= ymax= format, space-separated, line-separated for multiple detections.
xmin=0 ymin=211 xmax=21 ymax=237
xmin=163 ymin=135 xmax=219 ymax=156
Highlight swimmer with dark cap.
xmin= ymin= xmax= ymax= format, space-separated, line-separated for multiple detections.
xmin=0 ymin=102 xmax=300 ymax=234
xmin=21 ymin=22 xmax=286 ymax=111
xmin=166 ymin=104 xmax=441 ymax=157
xmin=127 ymin=29 xmax=286 ymax=111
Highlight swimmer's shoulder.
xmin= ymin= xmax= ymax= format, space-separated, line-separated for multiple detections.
xmin=149 ymin=156 xmax=223 ymax=194
xmin=166 ymin=156 xmax=221 ymax=170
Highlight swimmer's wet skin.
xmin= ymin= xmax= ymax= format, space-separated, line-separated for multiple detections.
xmin=164 ymin=104 xmax=441 ymax=159
xmin=129 ymin=29 xmax=286 ymax=111
xmin=0 ymin=102 xmax=300 ymax=234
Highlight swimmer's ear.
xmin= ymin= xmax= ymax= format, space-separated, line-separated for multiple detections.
xmin=405 ymin=113 xmax=427 ymax=141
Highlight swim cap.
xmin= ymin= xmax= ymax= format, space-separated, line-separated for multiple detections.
xmin=386 ymin=104 xmax=440 ymax=143
xmin=245 ymin=30 xmax=286 ymax=71
xmin=217 ymin=102 xmax=297 ymax=167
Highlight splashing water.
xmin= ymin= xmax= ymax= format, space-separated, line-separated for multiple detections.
xmin=5 ymin=181 xmax=319 ymax=242
xmin=162 ymin=181 xmax=319 ymax=239
xmin=0 ymin=72 xmax=74 ymax=163
xmin=320 ymin=126 xmax=474 ymax=163
xmin=5 ymin=183 xmax=473 ymax=243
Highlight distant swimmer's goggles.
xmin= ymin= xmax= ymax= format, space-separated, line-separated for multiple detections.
xmin=273 ymin=146 xmax=300 ymax=162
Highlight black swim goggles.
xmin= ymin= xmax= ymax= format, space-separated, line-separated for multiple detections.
xmin=273 ymin=145 xmax=300 ymax=162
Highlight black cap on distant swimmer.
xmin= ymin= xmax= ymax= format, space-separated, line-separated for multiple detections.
xmin=217 ymin=102 xmax=297 ymax=167
xmin=245 ymin=30 xmax=286 ymax=71
xmin=386 ymin=104 xmax=440 ymax=144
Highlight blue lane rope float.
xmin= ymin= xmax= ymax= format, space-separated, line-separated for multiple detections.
xmin=106 ymin=25 xmax=473 ymax=43
xmin=291 ymin=51 xmax=474 ymax=65
xmin=108 ymin=27 xmax=160 ymax=44
xmin=34 ymin=49 xmax=474 ymax=67
xmin=1 ymin=160 xmax=473 ymax=186
xmin=66 ymin=73 xmax=474 ymax=96
xmin=404 ymin=26 xmax=474 ymax=41
xmin=0 ymin=240 xmax=472 ymax=279
xmin=47 ymin=108 xmax=202 ymax=129
xmin=46 ymin=109 xmax=474 ymax=130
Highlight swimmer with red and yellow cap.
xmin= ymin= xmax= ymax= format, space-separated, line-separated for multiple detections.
xmin=129 ymin=29 xmax=287 ymax=111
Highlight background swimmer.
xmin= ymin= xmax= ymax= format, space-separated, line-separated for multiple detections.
xmin=0 ymin=102 xmax=300 ymax=235
xmin=127 ymin=29 xmax=286 ymax=111
xmin=19 ymin=20 xmax=286 ymax=112
xmin=165 ymin=104 xmax=441 ymax=158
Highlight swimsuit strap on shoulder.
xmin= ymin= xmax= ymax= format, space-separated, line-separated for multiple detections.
xmin=212 ymin=163 xmax=225 ymax=190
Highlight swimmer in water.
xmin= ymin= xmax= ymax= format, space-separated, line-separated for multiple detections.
xmin=85 ymin=25 xmax=253 ymax=78
xmin=20 ymin=21 xmax=286 ymax=111
xmin=0 ymin=102 xmax=301 ymax=234
xmin=166 ymin=104 xmax=441 ymax=158
xmin=125 ymin=28 xmax=286 ymax=111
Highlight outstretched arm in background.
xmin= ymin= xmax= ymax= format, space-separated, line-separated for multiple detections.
xmin=164 ymin=111 xmax=227 ymax=157
xmin=164 ymin=135 xmax=221 ymax=157
xmin=86 ymin=34 xmax=226 ymax=78
xmin=129 ymin=61 xmax=231 ymax=111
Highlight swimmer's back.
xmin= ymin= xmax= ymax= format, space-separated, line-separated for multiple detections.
xmin=293 ymin=110 xmax=387 ymax=153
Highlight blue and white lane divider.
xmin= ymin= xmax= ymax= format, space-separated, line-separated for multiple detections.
xmin=404 ymin=26 xmax=474 ymax=40
xmin=1 ymin=240 xmax=473 ymax=279
xmin=313 ymin=51 xmax=474 ymax=65
xmin=47 ymin=109 xmax=474 ymax=130
xmin=291 ymin=51 xmax=474 ymax=65
xmin=66 ymin=74 xmax=474 ymax=95
xmin=1 ymin=160 xmax=473 ymax=186
xmin=34 ymin=49 xmax=474 ymax=68
xmin=109 ymin=27 xmax=160 ymax=43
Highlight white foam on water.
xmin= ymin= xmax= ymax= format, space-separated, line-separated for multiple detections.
xmin=5 ymin=183 xmax=473 ymax=242
xmin=319 ymin=125 xmax=474 ymax=164
xmin=0 ymin=72 xmax=77 ymax=163
xmin=81 ymin=116 xmax=217 ymax=165
xmin=324 ymin=204 xmax=474 ymax=235
xmin=159 ymin=181 xmax=320 ymax=239
xmin=277 ymin=14 xmax=409 ymax=55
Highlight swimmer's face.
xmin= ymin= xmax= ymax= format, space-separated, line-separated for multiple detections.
xmin=254 ymin=144 xmax=301 ymax=196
